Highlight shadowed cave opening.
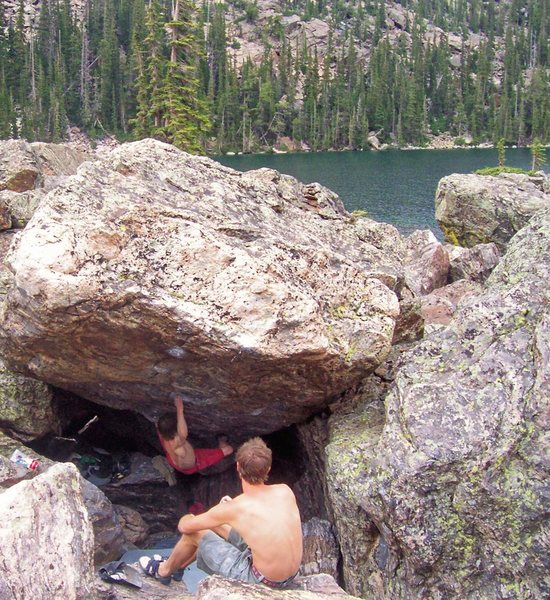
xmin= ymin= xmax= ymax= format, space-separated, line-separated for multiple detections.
xmin=29 ymin=389 xmax=318 ymax=538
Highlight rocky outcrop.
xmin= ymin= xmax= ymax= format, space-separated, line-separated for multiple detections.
xmin=0 ymin=139 xmax=402 ymax=438
xmin=435 ymin=172 xmax=550 ymax=251
xmin=326 ymin=206 xmax=550 ymax=598
xmin=0 ymin=462 xmax=96 ymax=600
xmin=446 ymin=241 xmax=501 ymax=283
xmin=0 ymin=356 xmax=58 ymax=441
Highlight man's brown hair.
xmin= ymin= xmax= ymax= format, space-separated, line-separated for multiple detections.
xmin=236 ymin=437 xmax=272 ymax=484
xmin=157 ymin=412 xmax=177 ymax=440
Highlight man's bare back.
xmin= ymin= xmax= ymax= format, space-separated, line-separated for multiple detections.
xmin=157 ymin=396 xmax=233 ymax=474
xmin=219 ymin=484 xmax=303 ymax=580
xmin=161 ymin=434 xmax=196 ymax=470
xmin=140 ymin=437 xmax=303 ymax=587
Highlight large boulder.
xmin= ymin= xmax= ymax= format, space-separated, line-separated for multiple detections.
xmin=30 ymin=142 xmax=90 ymax=177
xmin=0 ymin=462 xmax=96 ymax=600
xmin=81 ymin=477 xmax=126 ymax=564
xmin=419 ymin=279 xmax=483 ymax=326
xmin=435 ymin=172 xmax=549 ymax=251
xmin=0 ymin=139 xmax=402 ymax=437
xmin=326 ymin=206 xmax=550 ymax=598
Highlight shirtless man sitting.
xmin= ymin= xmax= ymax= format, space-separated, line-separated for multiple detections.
xmin=157 ymin=395 xmax=233 ymax=475
xmin=140 ymin=437 xmax=303 ymax=588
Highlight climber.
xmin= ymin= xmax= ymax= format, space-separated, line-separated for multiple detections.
xmin=140 ymin=437 xmax=303 ymax=588
xmin=156 ymin=395 xmax=233 ymax=475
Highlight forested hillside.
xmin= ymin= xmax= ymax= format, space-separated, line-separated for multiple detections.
xmin=0 ymin=0 xmax=548 ymax=153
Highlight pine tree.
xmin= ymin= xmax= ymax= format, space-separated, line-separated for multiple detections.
xmin=158 ymin=0 xmax=211 ymax=152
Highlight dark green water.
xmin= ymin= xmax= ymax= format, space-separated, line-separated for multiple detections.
xmin=215 ymin=148 xmax=541 ymax=239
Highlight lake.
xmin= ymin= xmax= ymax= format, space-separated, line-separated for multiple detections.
xmin=215 ymin=147 xmax=541 ymax=239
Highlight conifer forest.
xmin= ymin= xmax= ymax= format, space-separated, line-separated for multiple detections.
xmin=0 ymin=0 xmax=548 ymax=154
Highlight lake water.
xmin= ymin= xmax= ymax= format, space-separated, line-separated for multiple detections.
xmin=215 ymin=148 xmax=541 ymax=239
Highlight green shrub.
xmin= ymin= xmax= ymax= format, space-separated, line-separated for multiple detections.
xmin=474 ymin=166 xmax=535 ymax=176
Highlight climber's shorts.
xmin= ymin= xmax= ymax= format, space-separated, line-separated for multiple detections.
xmin=196 ymin=529 xmax=297 ymax=588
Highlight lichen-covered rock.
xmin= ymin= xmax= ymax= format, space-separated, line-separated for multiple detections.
xmin=0 ymin=231 xmax=16 ymax=299
xmin=300 ymin=517 xmax=339 ymax=580
xmin=404 ymin=229 xmax=449 ymax=296
xmin=325 ymin=401 xmax=388 ymax=598
xmin=326 ymin=207 xmax=550 ymax=598
xmin=0 ymin=189 xmax=45 ymax=228
xmin=0 ymin=139 xmax=401 ymax=437
xmin=0 ymin=194 xmax=10 ymax=229
xmin=435 ymin=172 xmax=549 ymax=251
xmin=0 ymin=355 xmax=59 ymax=441
xmin=0 ymin=139 xmax=42 ymax=192
xmin=0 ymin=462 xmax=96 ymax=600
xmin=446 ymin=242 xmax=501 ymax=283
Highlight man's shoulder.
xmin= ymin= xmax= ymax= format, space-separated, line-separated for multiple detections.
xmin=269 ymin=482 xmax=297 ymax=499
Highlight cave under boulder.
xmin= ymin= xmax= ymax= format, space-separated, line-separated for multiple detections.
xmin=0 ymin=138 xmax=403 ymax=438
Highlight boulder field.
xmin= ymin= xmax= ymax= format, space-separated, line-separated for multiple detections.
xmin=0 ymin=138 xmax=548 ymax=599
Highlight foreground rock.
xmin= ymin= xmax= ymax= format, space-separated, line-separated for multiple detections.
xmin=435 ymin=172 xmax=549 ymax=251
xmin=0 ymin=431 xmax=128 ymax=565
xmin=0 ymin=139 xmax=402 ymax=436
xmin=326 ymin=207 xmax=550 ymax=598
xmin=0 ymin=462 xmax=96 ymax=600
xmin=196 ymin=574 xmax=361 ymax=600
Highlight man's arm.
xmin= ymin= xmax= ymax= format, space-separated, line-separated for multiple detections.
xmin=174 ymin=395 xmax=188 ymax=440
xmin=178 ymin=498 xmax=237 ymax=534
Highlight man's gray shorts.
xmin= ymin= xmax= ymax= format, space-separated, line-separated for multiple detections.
xmin=196 ymin=529 xmax=262 ymax=584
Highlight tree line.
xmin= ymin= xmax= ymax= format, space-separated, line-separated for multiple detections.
xmin=0 ymin=0 xmax=548 ymax=153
